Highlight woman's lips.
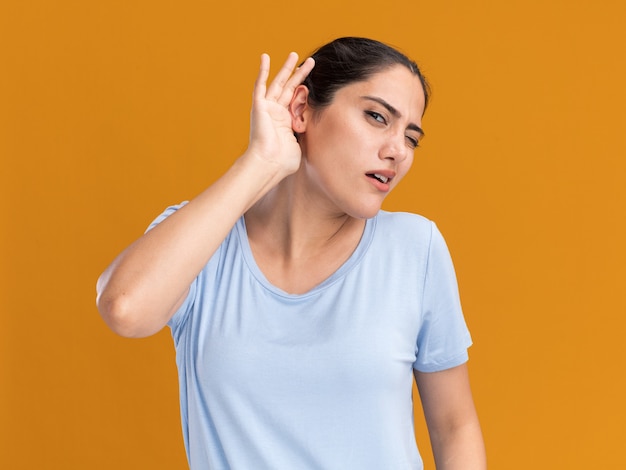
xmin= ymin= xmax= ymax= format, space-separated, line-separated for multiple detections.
xmin=366 ymin=170 xmax=395 ymax=191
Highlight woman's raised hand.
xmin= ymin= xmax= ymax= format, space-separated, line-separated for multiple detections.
xmin=96 ymin=52 xmax=314 ymax=339
xmin=246 ymin=52 xmax=315 ymax=178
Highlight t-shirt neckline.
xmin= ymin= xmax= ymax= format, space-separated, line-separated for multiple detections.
xmin=235 ymin=214 xmax=378 ymax=299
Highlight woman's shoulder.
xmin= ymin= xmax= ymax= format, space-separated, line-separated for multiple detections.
xmin=364 ymin=211 xmax=441 ymax=274
xmin=375 ymin=210 xmax=434 ymax=235
xmin=368 ymin=211 xmax=437 ymax=257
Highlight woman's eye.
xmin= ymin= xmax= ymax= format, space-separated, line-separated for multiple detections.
xmin=406 ymin=136 xmax=419 ymax=149
xmin=366 ymin=111 xmax=386 ymax=124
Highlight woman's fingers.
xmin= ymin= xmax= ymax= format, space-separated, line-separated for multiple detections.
xmin=256 ymin=52 xmax=315 ymax=106
xmin=253 ymin=53 xmax=271 ymax=102
xmin=248 ymin=51 xmax=312 ymax=175
xmin=276 ymin=57 xmax=315 ymax=106
xmin=264 ymin=52 xmax=299 ymax=101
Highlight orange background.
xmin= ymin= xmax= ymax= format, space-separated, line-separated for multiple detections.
xmin=2 ymin=0 xmax=625 ymax=468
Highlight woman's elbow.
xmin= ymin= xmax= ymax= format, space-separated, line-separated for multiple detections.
xmin=96 ymin=285 xmax=159 ymax=338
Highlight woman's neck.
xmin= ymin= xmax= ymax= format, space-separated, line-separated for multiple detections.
xmin=243 ymin=175 xmax=367 ymax=294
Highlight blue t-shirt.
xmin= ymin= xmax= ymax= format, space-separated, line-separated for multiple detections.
xmin=150 ymin=206 xmax=472 ymax=469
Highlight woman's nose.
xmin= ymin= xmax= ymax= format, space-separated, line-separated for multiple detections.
xmin=379 ymin=132 xmax=408 ymax=162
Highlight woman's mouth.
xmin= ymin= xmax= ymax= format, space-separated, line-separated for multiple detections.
xmin=367 ymin=173 xmax=390 ymax=184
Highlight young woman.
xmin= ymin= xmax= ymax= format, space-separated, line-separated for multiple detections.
xmin=97 ymin=37 xmax=486 ymax=469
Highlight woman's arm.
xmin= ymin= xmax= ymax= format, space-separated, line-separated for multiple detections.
xmin=96 ymin=53 xmax=315 ymax=338
xmin=414 ymin=364 xmax=486 ymax=469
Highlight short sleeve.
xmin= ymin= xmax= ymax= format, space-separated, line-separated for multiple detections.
xmin=145 ymin=201 xmax=188 ymax=233
xmin=145 ymin=202 xmax=196 ymax=336
xmin=414 ymin=222 xmax=472 ymax=372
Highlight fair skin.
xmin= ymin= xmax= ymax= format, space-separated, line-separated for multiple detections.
xmin=96 ymin=51 xmax=485 ymax=469
xmin=246 ymin=63 xmax=424 ymax=293
xmin=415 ymin=366 xmax=487 ymax=469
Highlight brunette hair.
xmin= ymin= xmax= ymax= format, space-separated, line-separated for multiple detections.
xmin=303 ymin=37 xmax=431 ymax=112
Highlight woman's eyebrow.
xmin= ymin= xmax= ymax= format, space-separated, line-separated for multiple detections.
xmin=361 ymin=95 xmax=424 ymax=137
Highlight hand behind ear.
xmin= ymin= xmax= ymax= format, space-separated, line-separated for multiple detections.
xmin=247 ymin=53 xmax=315 ymax=178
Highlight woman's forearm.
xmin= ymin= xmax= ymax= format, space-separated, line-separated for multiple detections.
xmin=430 ymin=419 xmax=486 ymax=470
xmin=96 ymin=152 xmax=287 ymax=338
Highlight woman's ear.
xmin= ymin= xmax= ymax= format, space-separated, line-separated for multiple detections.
xmin=289 ymin=85 xmax=310 ymax=133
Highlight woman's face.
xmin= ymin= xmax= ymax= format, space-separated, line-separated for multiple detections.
xmin=296 ymin=64 xmax=426 ymax=219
